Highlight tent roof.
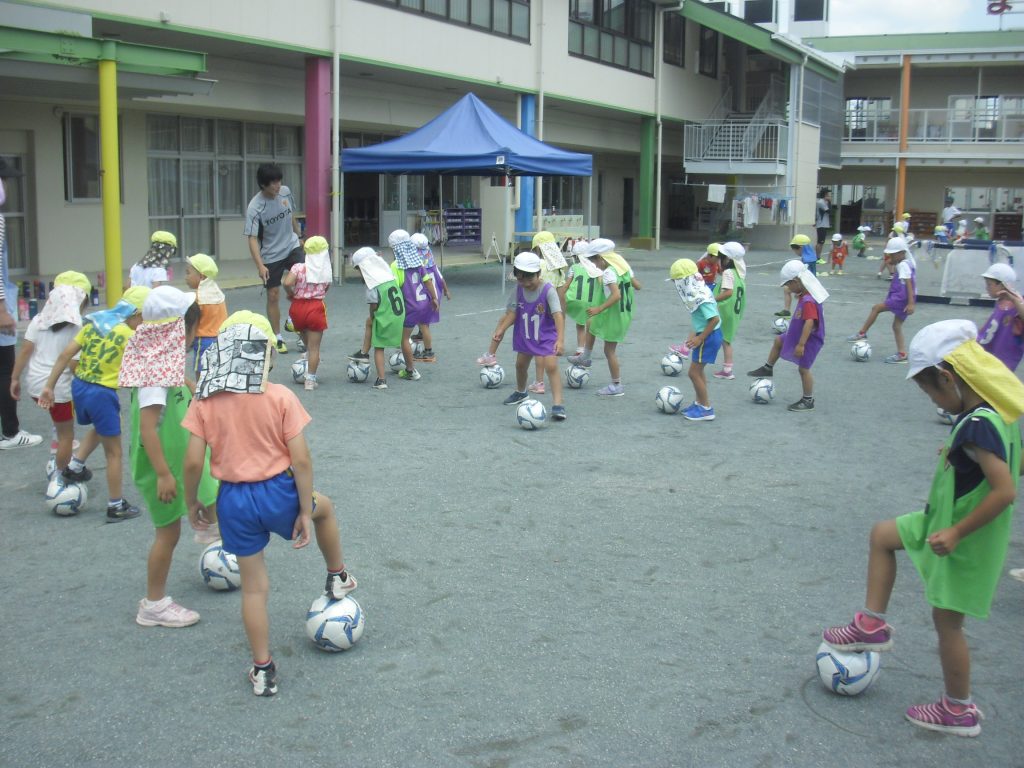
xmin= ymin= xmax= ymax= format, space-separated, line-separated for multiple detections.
xmin=342 ymin=93 xmax=592 ymax=177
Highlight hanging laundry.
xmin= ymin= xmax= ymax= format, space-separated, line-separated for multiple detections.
xmin=707 ymin=184 xmax=726 ymax=204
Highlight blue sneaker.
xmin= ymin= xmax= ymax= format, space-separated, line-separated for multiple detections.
xmin=681 ymin=402 xmax=715 ymax=421
xmin=503 ymin=390 xmax=529 ymax=406
xmin=551 ymin=405 xmax=567 ymax=421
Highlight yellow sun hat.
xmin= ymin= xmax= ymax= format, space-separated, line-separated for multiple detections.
xmin=150 ymin=230 xmax=178 ymax=248
xmin=532 ymin=231 xmax=556 ymax=248
xmin=53 ymin=271 xmax=92 ymax=295
xmin=304 ymin=235 xmax=330 ymax=255
xmin=790 ymin=234 xmax=812 ymax=246
xmin=187 ymin=253 xmax=219 ymax=280
xmin=121 ymin=286 xmax=151 ymax=310
xmin=220 ymin=310 xmax=274 ymax=341
xmin=668 ymin=258 xmax=698 ymax=280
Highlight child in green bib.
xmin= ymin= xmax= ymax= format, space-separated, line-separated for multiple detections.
xmin=822 ymin=319 xmax=1024 ymax=738
xmin=349 ymin=247 xmax=406 ymax=390
xmin=712 ymin=242 xmax=747 ymax=380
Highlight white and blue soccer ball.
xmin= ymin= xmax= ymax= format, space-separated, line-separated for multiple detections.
xmin=750 ymin=378 xmax=775 ymax=404
xmin=815 ymin=642 xmax=881 ymax=696
xmin=851 ymin=340 xmax=872 ymax=362
xmin=388 ymin=351 xmax=406 ymax=372
xmin=306 ymin=594 xmax=365 ymax=652
xmin=291 ymin=358 xmax=308 ymax=383
xmin=660 ymin=353 xmax=685 ymax=376
xmin=198 ymin=543 xmax=241 ymax=591
xmin=655 ymin=385 xmax=685 ymax=414
xmin=937 ymin=407 xmax=956 ymax=426
xmin=45 ymin=456 xmax=58 ymax=484
xmin=413 ymin=340 xmax=425 ymax=358
xmin=773 ymin=317 xmax=790 ymax=335
xmin=45 ymin=478 xmax=87 ymax=516
xmin=516 ymin=398 xmax=547 ymax=430
xmin=480 ymin=364 xmax=505 ymax=389
xmin=347 ymin=360 xmax=370 ymax=383
xmin=565 ymin=364 xmax=591 ymax=389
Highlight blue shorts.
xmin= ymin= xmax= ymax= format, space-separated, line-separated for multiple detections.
xmin=217 ymin=470 xmax=316 ymax=557
xmin=691 ymin=328 xmax=723 ymax=365
xmin=71 ymin=378 xmax=121 ymax=437
xmin=192 ymin=336 xmax=217 ymax=377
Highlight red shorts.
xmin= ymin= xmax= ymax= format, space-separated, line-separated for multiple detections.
xmin=289 ymin=298 xmax=328 ymax=332
xmin=34 ymin=397 xmax=73 ymax=424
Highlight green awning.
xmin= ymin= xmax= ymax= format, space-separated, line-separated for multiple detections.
xmin=680 ymin=2 xmax=841 ymax=81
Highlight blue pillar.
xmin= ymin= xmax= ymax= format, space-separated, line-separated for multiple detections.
xmin=516 ymin=94 xmax=537 ymax=237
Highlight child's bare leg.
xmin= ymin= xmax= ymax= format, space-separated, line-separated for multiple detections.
xmin=765 ymin=335 xmax=783 ymax=366
xmin=54 ymin=420 xmax=74 ymax=471
xmin=74 ymin=427 xmax=100 ymax=464
xmin=892 ymin=316 xmax=906 ymax=356
xmin=604 ymin=341 xmax=620 ymax=381
xmin=533 ymin=359 xmax=545 ymax=388
xmin=575 ymin=324 xmax=586 ymax=352
xmin=419 ymin=324 xmax=433 ymax=350
xmin=934 ymin=608 xmax=970 ymax=700
xmin=542 ymin=355 xmax=562 ymax=406
xmin=400 ymin=328 xmax=415 ymax=372
xmin=360 ymin=317 xmax=372 ymax=354
xmin=688 ymin=361 xmax=709 ymax=406
xmin=100 ymin=434 xmax=123 ymax=501
xmin=147 ymin=519 xmax=182 ymax=601
xmin=306 ymin=330 xmax=323 ymax=375
xmin=373 ymin=348 xmax=387 ymax=380
xmin=864 ymin=520 xmax=903 ymax=614
xmin=299 ymin=330 xmax=308 ymax=354
xmin=310 ymin=492 xmax=345 ymax=572
xmin=722 ymin=341 xmax=733 ymax=369
xmin=858 ymin=303 xmax=887 ymax=335
xmin=782 ymin=286 xmax=792 ymax=313
xmin=237 ymin=552 xmax=271 ymax=663
xmin=515 ymin=353 xmax=531 ymax=391
xmin=798 ymin=366 xmax=814 ymax=398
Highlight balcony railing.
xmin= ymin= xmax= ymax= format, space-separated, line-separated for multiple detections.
xmin=845 ymin=108 xmax=1024 ymax=143
xmin=684 ymin=121 xmax=788 ymax=163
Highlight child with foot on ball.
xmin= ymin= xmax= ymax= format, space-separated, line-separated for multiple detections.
xmin=712 ymin=242 xmax=747 ymax=381
xmin=847 ymin=237 xmax=916 ymax=364
xmin=349 ymin=247 xmax=405 ymax=390
xmin=388 ymin=229 xmax=436 ymax=383
xmin=557 ymin=241 xmax=602 ymax=359
xmin=822 ymin=319 xmax=1023 ymax=737
xmin=282 ymin=236 xmax=332 ymax=391
xmin=120 ymin=286 xmax=219 ymax=629
xmin=480 ymin=253 xmax=566 ymax=421
xmin=183 ymin=311 xmax=357 ymax=696
xmin=668 ymin=258 xmax=721 ymax=422
xmin=747 ymin=261 xmax=828 ymax=412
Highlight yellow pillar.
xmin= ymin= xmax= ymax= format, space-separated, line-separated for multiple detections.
xmin=98 ymin=42 xmax=123 ymax=307
xmin=895 ymin=54 xmax=911 ymax=224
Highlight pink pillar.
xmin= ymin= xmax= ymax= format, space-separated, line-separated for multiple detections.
xmin=303 ymin=57 xmax=331 ymax=239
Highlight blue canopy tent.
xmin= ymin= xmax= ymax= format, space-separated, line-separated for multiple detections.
xmin=342 ymin=93 xmax=593 ymax=280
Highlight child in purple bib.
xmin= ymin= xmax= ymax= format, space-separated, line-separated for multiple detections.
xmin=978 ymin=263 xmax=1024 ymax=372
xmin=847 ymin=237 xmax=916 ymax=364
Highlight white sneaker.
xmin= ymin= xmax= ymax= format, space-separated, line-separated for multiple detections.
xmin=136 ymin=597 xmax=200 ymax=628
xmin=0 ymin=430 xmax=43 ymax=450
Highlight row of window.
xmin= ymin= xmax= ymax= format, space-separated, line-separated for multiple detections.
xmin=358 ymin=0 xmax=530 ymax=40
xmin=704 ymin=0 xmax=827 ymax=23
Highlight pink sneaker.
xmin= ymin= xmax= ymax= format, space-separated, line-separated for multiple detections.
xmin=476 ymin=353 xmax=498 ymax=366
xmin=136 ymin=597 xmax=200 ymax=628
xmin=822 ymin=612 xmax=893 ymax=651
xmin=527 ymin=381 xmax=545 ymax=394
xmin=712 ymin=369 xmax=735 ymax=380
xmin=668 ymin=344 xmax=690 ymax=359
xmin=905 ymin=695 xmax=982 ymax=737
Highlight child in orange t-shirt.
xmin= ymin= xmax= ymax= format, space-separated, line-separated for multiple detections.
xmin=182 ymin=311 xmax=356 ymax=698
xmin=828 ymin=234 xmax=848 ymax=276
xmin=697 ymin=243 xmax=721 ymax=290
xmin=185 ymin=253 xmax=228 ymax=376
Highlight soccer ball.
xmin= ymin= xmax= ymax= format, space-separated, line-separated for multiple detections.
xmin=815 ymin=642 xmax=881 ymax=696
xmin=306 ymin=594 xmax=365 ymax=652
xmin=45 ymin=478 xmax=87 ymax=516
xmin=480 ymin=364 xmax=505 ymax=388
xmin=290 ymin=358 xmax=308 ymax=383
xmin=661 ymin=353 xmax=685 ymax=376
xmin=347 ymin=361 xmax=370 ymax=383
xmin=516 ymin=398 xmax=547 ymax=430
xmin=413 ymin=340 xmax=425 ymax=357
xmin=388 ymin=351 xmax=406 ymax=372
xmin=565 ymin=365 xmax=591 ymax=389
xmin=198 ymin=542 xmax=241 ymax=592
xmin=45 ymin=456 xmax=58 ymax=484
xmin=937 ymin=407 xmax=956 ymax=426
xmin=773 ymin=317 xmax=790 ymax=335
xmin=750 ymin=378 xmax=775 ymax=404
xmin=851 ymin=340 xmax=872 ymax=362
xmin=655 ymin=386 xmax=685 ymax=414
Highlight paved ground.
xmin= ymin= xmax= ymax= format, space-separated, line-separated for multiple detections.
xmin=2 ymin=245 xmax=1022 ymax=767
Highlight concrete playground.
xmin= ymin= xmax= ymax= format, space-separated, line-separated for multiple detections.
xmin=1 ymin=244 xmax=1022 ymax=768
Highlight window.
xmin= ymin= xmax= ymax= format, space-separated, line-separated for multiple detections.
xmin=704 ymin=2 xmax=730 ymax=12
xmin=1 ymin=155 xmax=28 ymax=271
xmin=358 ymin=0 xmax=530 ymax=40
xmin=744 ymin=0 xmax=775 ymax=24
xmin=569 ymin=0 xmax=656 ymax=75
xmin=698 ymin=26 xmax=718 ymax=78
xmin=845 ymin=97 xmax=893 ymax=139
xmin=146 ymin=115 xmax=303 ymax=258
xmin=663 ymin=13 xmax=685 ymax=67
xmin=62 ymin=114 xmax=123 ymax=203
xmin=542 ymin=176 xmax=584 ymax=215
xmin=793 ymin=0 xmax=827 ymax=21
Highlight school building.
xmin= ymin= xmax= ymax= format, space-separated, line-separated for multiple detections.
xmin=0 ymin=0 xmax=1021 ymax=290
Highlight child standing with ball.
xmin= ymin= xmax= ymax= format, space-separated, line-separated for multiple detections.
xmin=822 ymin=319 xmax=1023 ymax=737
xmin=747 ymin=261 xmax=828 ymax=412
xmin=119 ymin=286 xmax=219 ymax=628
xmin=282 ymin=236 xmax=332 ymax=391
xmin=183 ymin=311 xmax=357 ymax=697
xmin=556 ymin=241 xmax=602 ymax=358
xmin=479 ymin=253 xmax=566 ymax=421
xmin=712 ymin=242 xmax=747 ymax=381
xmin=847 ymin=237 xmax=916 ymax=364
xmin=668 ymin=258 xmax=720 ymax=421
xmin=349 ymin=246 xmax=405 ymax=390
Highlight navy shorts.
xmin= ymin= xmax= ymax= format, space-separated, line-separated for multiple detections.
xmin=71 ymin=378 xmax=121 ymax=437
xmin=264 ymin=245 xmax=304 ymax=289
xmin=217 ymin=470 xmax=316 ymax=557
xmin=691 ymin=328 xmax=723 ymax=365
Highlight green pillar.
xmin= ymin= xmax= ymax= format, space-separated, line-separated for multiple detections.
xmin=638 ymin=117 xmax=655 ymax=239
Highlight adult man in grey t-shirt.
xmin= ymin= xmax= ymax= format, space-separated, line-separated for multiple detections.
xmin=814 ymin=189 xmax=831 ymax=260
xmin=244 ymin=163 xmax=303 ymax=353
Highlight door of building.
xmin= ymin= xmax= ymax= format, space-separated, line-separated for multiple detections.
xmin=622 ymin=178 xmax=634 ymax=237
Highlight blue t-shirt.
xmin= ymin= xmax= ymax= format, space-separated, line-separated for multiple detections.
xmin=691 ymin=301 xmax=720 ymax=334
xmin=948 ymin=406 xmax=1007 ymax=499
